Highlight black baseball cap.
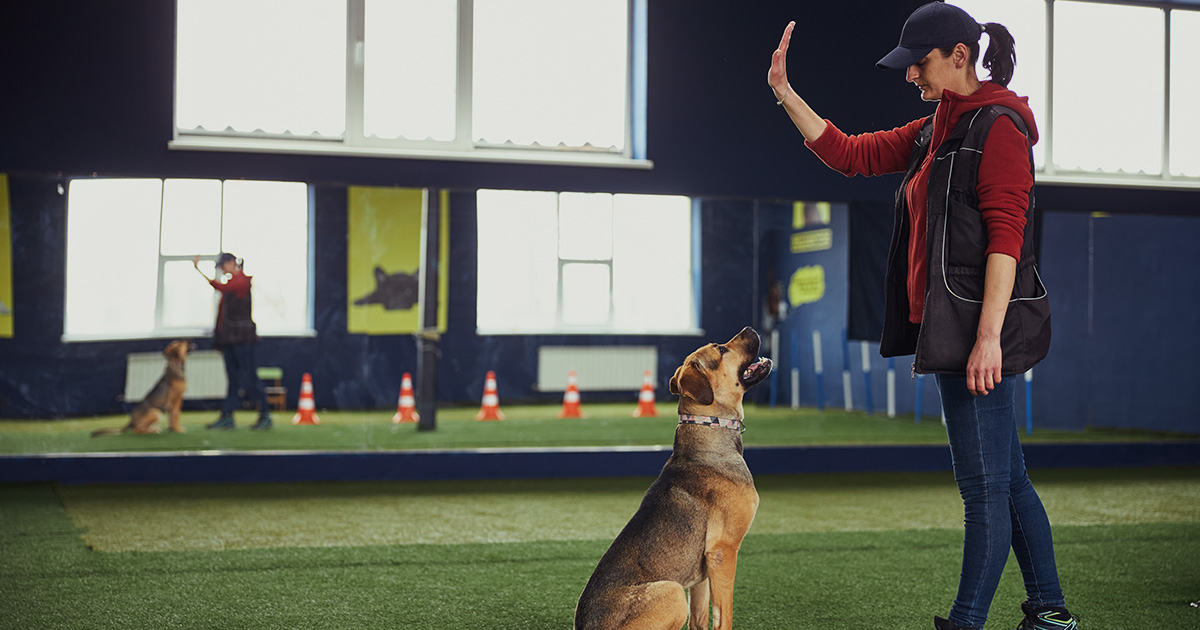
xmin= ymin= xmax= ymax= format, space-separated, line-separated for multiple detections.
xmin=215 ymin=252 xmax=237 ymax=268
xmin=877 ymin=2 xmax=981 ymax=70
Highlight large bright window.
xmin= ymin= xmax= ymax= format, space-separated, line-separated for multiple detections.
xmin=954 ymin=0 xmax=1200 ymax=186
xmin=173 ymin=0 xmax=644 ymax=166
xmin=1053 ymin=2 xmax=1163 ymax=175
xmin=64 ymin=179 xmax=311 ymax=341
xmin=1170 ymin=9 xmax=1200 ymax=178
xmin=476 ymin=190 xmax=696 ymax=334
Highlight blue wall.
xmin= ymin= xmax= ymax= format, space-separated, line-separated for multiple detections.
xmin=773 ymin=205 xmax=1200 ymax=433
xmin=0 ymin=1 xmax=1197 ymax=433
xmin=1036 ymin=212 xmax=1200 ymax=434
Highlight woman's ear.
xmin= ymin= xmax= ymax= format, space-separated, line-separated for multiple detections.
xmin=954 ymin=42 xmax=970 ymax=68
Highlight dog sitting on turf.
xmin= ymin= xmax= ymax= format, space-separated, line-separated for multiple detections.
xmin=92 ymin=340 xmax=194 ymax=436
xmin=575 ymin=326 xmax=772 ymax=630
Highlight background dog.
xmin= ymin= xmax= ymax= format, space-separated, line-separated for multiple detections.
xmin=92 ymin=340 xmax=193 ymax=436
xmin=575 ymin=326 xmax=772 ymax=630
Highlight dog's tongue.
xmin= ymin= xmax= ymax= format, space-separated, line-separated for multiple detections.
xmin=742 ymin=357 xmax=772 ymax=380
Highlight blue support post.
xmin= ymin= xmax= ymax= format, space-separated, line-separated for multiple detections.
xmin=813 ymin=330 xmax=825 ymax=411
xmin=1025 ymin=368 xmax=1034 ymax=435
xmin=861 ymin=341 xmax=874 ymax=415
xmin=841 ymin=329 xmax=852 ymax=411
xmin=886 ymin=357 xmax=896 ymax=418
xmin=914 ymin=373 xmax=925 ymax=423
xmin=768 ymin=328 xmax=779 ymax=408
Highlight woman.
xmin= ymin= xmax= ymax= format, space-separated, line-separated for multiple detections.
xmin=193 ymin=252 xmax=272 ymax=431
xmin=767 ymin=3 xmax=1074 ymax=629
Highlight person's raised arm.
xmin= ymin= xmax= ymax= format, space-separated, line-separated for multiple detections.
xmin=192 ymin=255 xmax=213 ymax=283
xmin=768 ymin=21 xmax=828 ymax=143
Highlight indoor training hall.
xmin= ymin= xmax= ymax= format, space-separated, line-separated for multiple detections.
xmin=1 ymin=1 xmax=1197 ymax=628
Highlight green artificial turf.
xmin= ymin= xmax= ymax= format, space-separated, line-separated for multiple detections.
xmin=53 ymin=468 xmax=1200 ymax=553
xmin=2 ymin=468 xmax=1199 ymax=629
xmin=2 ymin=403 xmax=1195 ymax=454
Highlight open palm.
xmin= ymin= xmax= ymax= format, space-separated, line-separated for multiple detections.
xmin=768 ymin=21 xmax=795 ymax=96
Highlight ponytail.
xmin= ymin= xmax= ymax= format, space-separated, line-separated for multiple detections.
xmin=980 ymin=22 xmax=1016 ymax=87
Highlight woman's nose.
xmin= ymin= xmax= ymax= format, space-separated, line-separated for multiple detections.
xmin=906 ymin=65 xmax=919 ymax=82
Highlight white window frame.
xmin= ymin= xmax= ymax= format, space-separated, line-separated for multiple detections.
xmin=475 ymin=190 xmax=701 ymax=336
xmin=62 ymin=178 xmax=316 ymax=343
xmin=169 ymin=0 xmax=651 ymax=170
xmin=964 ymin=0 xmax=1200 ymax=189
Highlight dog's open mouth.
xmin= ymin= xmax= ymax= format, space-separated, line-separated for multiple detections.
xmin=740 ymin=357 xmax=773 ymax=387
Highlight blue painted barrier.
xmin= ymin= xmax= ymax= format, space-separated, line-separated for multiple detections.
xmin=3 ymin=442 xmax=1196 ymax=486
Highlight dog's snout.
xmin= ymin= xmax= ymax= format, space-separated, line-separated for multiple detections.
xmin=733 ymin=326 xmax=761 ymax=353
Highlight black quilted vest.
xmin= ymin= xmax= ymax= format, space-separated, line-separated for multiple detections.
xmin=879 ymin=105 xmax=1051 ymax=375
xmin=213 ymin=289 xmax=258 ymax=348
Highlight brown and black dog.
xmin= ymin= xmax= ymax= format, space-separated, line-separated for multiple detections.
xmin=92 ymin=340 xmax=193 ymax=436
xmin=575 ymin=326 xmax=772 ymax=630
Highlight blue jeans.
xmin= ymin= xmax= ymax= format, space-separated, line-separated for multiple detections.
xmin=221 ymin=343 xmax=268 ymax=416
xmin=936 ymin=374 xmax=1065 ymax=629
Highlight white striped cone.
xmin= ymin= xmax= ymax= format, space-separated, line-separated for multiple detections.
xmin=291 ymin=373 xmax=320 ymax=425
xmin=560 ymin=370 xmax=583 ymax=418
xmin=476 ymin=370 xmax=504 ymax=421
xmin=633 ymin=369 xmax=658 ymax=417
xmin=393 ymin=372 xmax=419 ymax=423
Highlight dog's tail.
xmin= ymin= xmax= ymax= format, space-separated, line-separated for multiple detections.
xmin=90 ymin=426 xmax=129 ymax=437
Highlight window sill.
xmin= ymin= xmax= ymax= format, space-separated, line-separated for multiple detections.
xmin=475 ymin=327 xmax=706 ymax=337
xmin=61 ymin=329 xmax=318 ymax=344
xmin=1037 ymin=170 xmax=1200 ymax=190
xmin=169 ymin=136 xmax=654 ymax=170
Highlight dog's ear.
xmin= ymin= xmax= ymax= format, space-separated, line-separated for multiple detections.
xmin=669 ymin=363 xmax=714 ymax=406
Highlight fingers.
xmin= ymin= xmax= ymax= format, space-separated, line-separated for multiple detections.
xmin=967 ymin=370 xmax=1000 ymax=396
xmin=769 ymin=21 xmax=794 ymax=92
xmin=777 ymin=21 xmax=793 ymax=60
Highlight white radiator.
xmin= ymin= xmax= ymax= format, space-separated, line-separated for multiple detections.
xmin=124 ymin=350 xmax=227 ymax=401
xmin=537 ymin=346 xmax=657 ymax=391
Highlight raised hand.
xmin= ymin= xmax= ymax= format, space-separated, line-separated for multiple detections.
xmin=768 ymin=21 xmax=795 ymax=100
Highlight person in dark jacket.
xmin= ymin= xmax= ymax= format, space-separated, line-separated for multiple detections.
xmin=193 ymin=252 xmax=272 ymax=430
xmin=767 ymin=4 xmax=1072 ymax=630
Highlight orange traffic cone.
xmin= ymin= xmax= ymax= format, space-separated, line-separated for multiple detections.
xmin=392 ymin=372 xmax=419 ymax=423
xmin=559 ymin=370 xmax=584 ymax=418
xmin=476 ymin=370 xmax=504 ymax=421
xmin=291 ymin=373 xmax=321 ymax=425
xmin=633 ymin=369 xmax=658 ymax=417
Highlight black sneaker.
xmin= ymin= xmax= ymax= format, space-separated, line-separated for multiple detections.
xmin=206 ymin=414 xmax=236 ymax=430
xmin=931 ymin=614 xmax=979 ymax=628
xmin=1016 ymin=602 xmax=1078 ymax=630
xmin=250 ymin=416 xmax=273 ymax=431
xmin=934 ymin=615 xmax=978 ymax=630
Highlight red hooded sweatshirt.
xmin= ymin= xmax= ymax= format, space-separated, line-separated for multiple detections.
xmin=209 ymin=270 xmax=252 ymax=338
xmin=806 ymin=81 xmax=1039 ymax=323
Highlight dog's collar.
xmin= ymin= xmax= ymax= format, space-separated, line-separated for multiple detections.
xmin=678 ymin=414 xmax=745 ymax=434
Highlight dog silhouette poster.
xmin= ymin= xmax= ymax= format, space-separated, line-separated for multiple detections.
xmin=346 ymin=186 xmax=447 ymax=335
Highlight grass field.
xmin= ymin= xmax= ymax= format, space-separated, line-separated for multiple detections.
xmin=2 ymin=403 xmax=1196 ymax=454
xmin=3 ymin=467 xmax=1199 ymax=629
